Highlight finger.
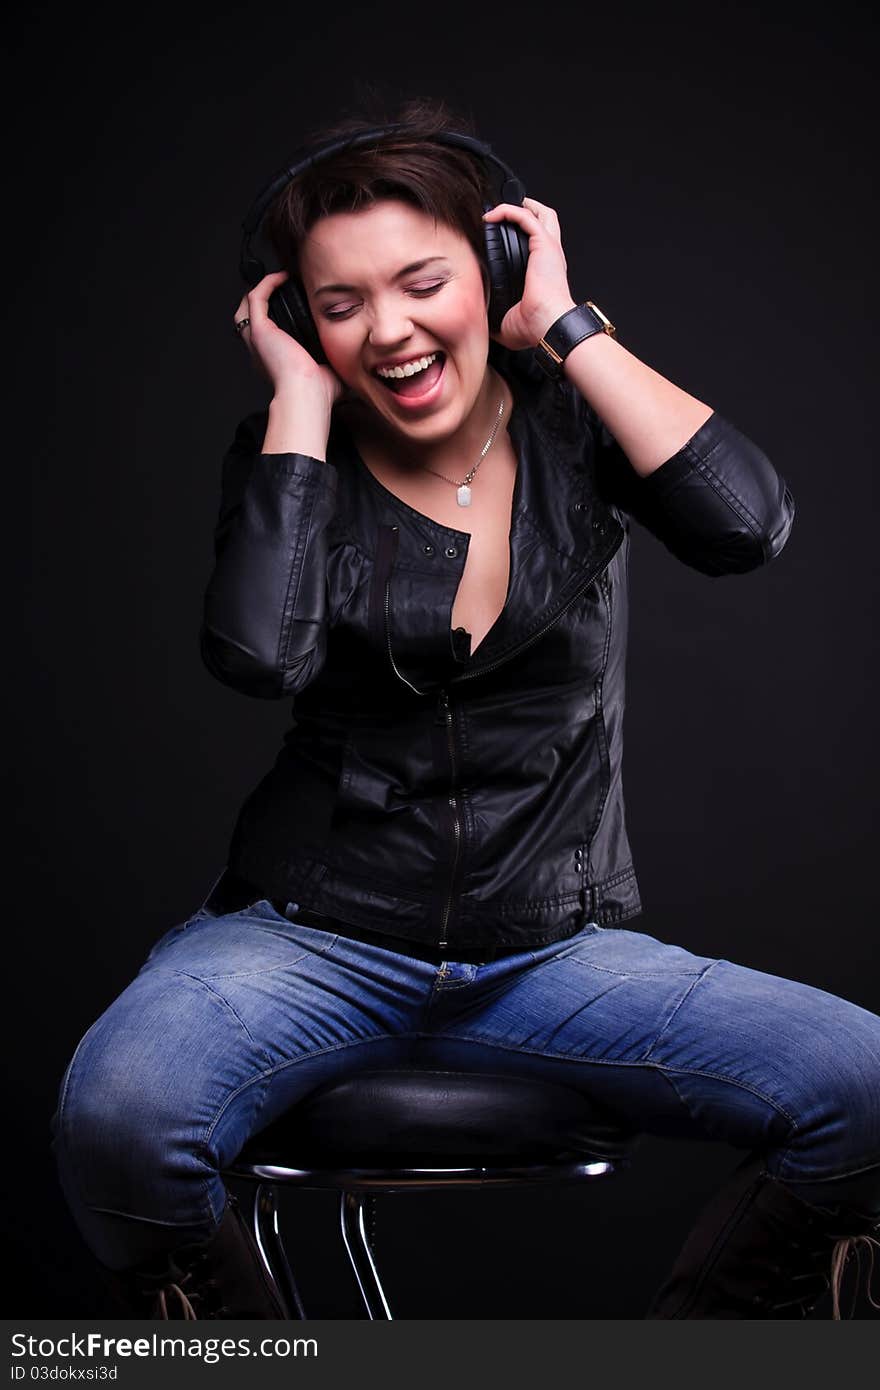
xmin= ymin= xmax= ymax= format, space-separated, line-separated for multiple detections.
xmin=233 ymin=309 xmax=251 ymax=342
xmin=522 ymin=196 xmax=560 ymax=225
xmin=487 ymin=198 xmax=558 ymax=223
xmin=484 ymin=202 xmax=562 ymax=245
xmin=240 ymin=270 xmax=289 ymax=342
xmin=247 ymin=269 xmax=290 ymax=310
xmin=482 ymin=204 xmax=547 ymax=243
xmin=233 ymin=288 xmax=254 ymax=346
xmin=483 ymin=202 xmax=541 ymax=224
xmin=485 ymin=203 xmax=563 ymax=244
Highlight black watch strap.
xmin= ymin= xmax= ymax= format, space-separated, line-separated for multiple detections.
xmin=534 ymin=301 xmax=616 ymax=379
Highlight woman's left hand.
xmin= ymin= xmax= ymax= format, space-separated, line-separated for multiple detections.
xmin=482 ymin=196 xmax=577 ymax=350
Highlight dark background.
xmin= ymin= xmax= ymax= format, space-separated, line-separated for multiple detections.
xmin=8 ymin=0 xmax=877 ymax=1319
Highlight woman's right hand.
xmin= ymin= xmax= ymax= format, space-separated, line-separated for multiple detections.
xmin=233 ymin=270 xmax=346 ymax=411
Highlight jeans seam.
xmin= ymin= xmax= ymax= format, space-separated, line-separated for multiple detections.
xmin=159 ymin=971 xmax=275 ymax=1072
xmin=656 ymin=1057 xmax=800 ymax=1133
xmin=566 ymin=956 xmax=706 ymax=983
xmin=203 ymin=1033 xmax=409 ymax=1154
xmin=773 ymin=1156 xmax=880 ymax=1186
xmin=419 ymin=1034 xmax=801 ymax=1131
xmin=641 ymin=960 xmax=719 ymax=1063
xmin=202 ymin=1034 xmax=410 ymax=1225
xmin=154 ymin=955 xmax=312 ymax=981
xmin=74 ymin=1203 xmax=219 ymax=1231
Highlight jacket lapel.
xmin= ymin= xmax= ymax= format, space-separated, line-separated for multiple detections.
xmin=455 ymin=346 xmax=624 ymax=674
xmin=332 ymin=343 xmax=624 ymax=691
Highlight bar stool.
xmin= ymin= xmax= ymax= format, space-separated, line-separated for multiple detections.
xmin=222 ymin=1067 xmax=641 ymax=1318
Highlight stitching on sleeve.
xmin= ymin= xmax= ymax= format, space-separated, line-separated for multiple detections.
xmin=278 ymin=485 xmax=318 ymax=671
xmin=681 ymin=446 xmax=765 ymax=539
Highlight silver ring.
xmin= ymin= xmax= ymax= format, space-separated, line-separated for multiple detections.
xmin=234 ymin=317 xmax=250 ymax=336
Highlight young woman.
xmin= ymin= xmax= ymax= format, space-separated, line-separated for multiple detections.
xmin=51 ymin=98 xmax=880 ymax=1320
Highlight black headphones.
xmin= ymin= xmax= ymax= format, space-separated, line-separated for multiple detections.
xmin=239 ymin=125 xmax=531 ymax=363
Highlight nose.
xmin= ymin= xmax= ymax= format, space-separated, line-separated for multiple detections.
xmin=367 ymin=298 xmax=415 ymax=351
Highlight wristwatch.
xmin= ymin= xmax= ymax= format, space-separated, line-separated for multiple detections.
xmin=534 ymin=301 xmax=616 ymax=380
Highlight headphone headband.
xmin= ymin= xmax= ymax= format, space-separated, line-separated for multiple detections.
xmin=238 ymin=123 xmax=530 ymax=348
xmin=241 ymin=126 xmax=526 ymax=242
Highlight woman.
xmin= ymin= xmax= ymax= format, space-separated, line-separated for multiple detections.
xmin=51 ymin=98 xmax=880 ymax=1320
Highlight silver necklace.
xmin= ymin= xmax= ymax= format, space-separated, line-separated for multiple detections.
xmin=417 ymin=395 xmax=506 ymax=506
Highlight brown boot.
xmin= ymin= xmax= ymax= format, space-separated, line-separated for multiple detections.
xmin=103 ymin=1192 xmax=288 ymax=1319
xmin=645 ymin=1154 xmax=880 ymax=1319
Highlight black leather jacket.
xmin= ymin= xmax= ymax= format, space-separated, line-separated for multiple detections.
xmin=201 ymin=341 xmax=794 ymax=952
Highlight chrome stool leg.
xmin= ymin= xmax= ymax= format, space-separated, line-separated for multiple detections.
xmin=251 ymin=1183 xmax=308 ymax=1319
xmin=339 ymin=1191 xmax=393 ymax=1319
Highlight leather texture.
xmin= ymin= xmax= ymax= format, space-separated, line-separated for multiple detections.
xmin=200 ymin=339 xmax=795 ymax=953
xmin=535 ymin=302 xmax=610 ymax=379
xmin=104 ymin=1192 xmax=288 ymax=1319
xmin=644 ymin=1152 xmax=880 ymax=1319
xmin=240 ymin=1069 xmax=641 ymax=1165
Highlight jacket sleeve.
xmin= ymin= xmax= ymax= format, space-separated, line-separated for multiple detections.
xmin=588 ymin=402 xmax=795 ymax=576
xmin=199 ymin=409 xmax=338 ymax=698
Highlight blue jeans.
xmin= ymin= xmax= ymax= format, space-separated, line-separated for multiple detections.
xmin=51 ymin=884 xmax=880 ymax=1271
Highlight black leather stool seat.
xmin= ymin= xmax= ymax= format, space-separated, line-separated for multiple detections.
xmin=238 ymin=1069 xmax=640 ymax=1168
xmin=225 ymin=1068 xmax=641 ymax=1317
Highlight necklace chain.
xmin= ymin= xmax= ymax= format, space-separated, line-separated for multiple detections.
xmin=417 ymin=394 xmax=506 ymax=494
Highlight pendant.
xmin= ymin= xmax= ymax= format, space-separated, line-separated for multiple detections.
xmin=457 ymin=484 xmax=472 ymax=507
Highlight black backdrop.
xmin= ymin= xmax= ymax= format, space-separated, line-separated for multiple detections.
xmin=8 ymin=0 xmax=877 ymax=1319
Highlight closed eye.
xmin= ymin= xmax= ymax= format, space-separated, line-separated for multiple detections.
xmin=322 ymin=281 xmax=446 ymax=321
xmin=408 ymin=282 xmax=446 ymax=297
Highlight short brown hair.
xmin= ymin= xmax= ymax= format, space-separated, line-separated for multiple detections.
xmin=264 ymin=95 xmax=494 ymax=294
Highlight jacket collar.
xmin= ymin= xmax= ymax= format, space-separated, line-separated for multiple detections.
xmin=331 ymin=341 xmax=624 ymax=688
xmin=468 ymin=342 xmax=624 ymax=672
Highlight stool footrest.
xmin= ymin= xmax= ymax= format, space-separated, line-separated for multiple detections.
xmin=226 ymin=1156 xmax=627 ymax=1191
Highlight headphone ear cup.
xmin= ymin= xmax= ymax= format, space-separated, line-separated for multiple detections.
xmin=483 ymin=208 xmax=530 ymax=334
xmin=267 ymin=277 xmax=328 ymax=365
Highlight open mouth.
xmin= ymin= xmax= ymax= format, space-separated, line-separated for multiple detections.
xmin=373 ymin=351 xmax=446 ymax=402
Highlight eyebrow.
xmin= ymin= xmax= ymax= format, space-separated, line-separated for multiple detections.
xmin=312 ymin=256 xmax=451 ymax=296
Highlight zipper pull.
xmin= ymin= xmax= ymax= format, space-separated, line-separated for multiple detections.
xmin=435 ymin=688 xmax=450 ymax=724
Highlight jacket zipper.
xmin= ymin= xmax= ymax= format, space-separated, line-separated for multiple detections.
xmin=380 ymin=528 xmax=460 ymax=947
xmin=435 ymin=688 xmax=461 ymax=951
xmin=380 ymin=520 xmax=624 ymax=949
xmin=431 ymin=530 xmax=624 ymax=947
